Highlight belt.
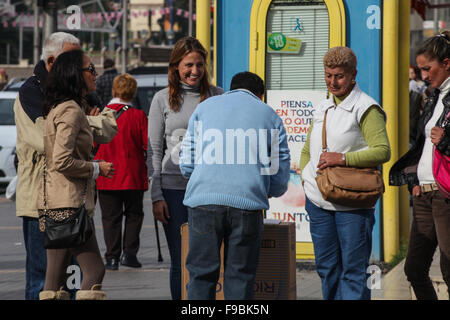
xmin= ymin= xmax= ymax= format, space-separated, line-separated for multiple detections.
xmin=420 ymin=183 xmax=439 ymax=193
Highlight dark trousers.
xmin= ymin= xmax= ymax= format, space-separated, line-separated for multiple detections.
xmin=405 ymin=191 xmax=450 ymax=300
xmin=98 ymin=190 xmax=145 ymax=260
xmin=161 ymin=189 xmax=188 ymax=300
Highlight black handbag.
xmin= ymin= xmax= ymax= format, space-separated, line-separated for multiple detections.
xmin=41 ymin=157 xmax=93 ymax=249
xmin=43 ymin=204 xmax=93 ymax=249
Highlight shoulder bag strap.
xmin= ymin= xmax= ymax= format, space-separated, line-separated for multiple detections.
xmin=115 ymin=104 xmax=132 ymax=120
xmin=93 ymin=104 xmax=132 ymax=156
xmin=321 ymin=107 xmax=333 ymax=152
xmin=43 ymin=155 xmax=88 ymax=208
xmin=43 ymin=156 xmax=47 ymax=213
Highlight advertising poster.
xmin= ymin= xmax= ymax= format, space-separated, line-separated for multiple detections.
xmin=267 ymin=33 xmax=302 ymax=54
xmin=266 ymin=90 xmax=327 ymax=242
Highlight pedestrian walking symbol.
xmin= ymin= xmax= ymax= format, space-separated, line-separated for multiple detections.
xmin=294 ymin=18 xmax=303 ymax=32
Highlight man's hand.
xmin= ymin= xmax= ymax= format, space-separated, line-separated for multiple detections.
xmin=153 ymin=200 xmax=170 ymax=224
xmin=431 ymin=126 xmax=444 ymax=145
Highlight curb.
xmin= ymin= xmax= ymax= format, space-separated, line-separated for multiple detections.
xmin=373 ymin=258 xmax=412 ymax=300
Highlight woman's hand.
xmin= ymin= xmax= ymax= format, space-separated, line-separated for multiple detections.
xmin=98 ymin=161 xmax=115 ymax=178
xmin=153 ymin=200 xmax=170 ymax=224
xmin=89 ymin=107 xmax=100 ymax=116
xmin=430 ymin=126 xmax=444 ymax=145
xmin=412 ymin=185 xmax=421 ymax=197
xmin=317 ymin=152 xmax=345 ymax=170
xmin=291 ymin=162 xmax=301 ymax=175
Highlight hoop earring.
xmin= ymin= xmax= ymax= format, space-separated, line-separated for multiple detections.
xmin=351 ymin=79 xmax=356 ymax=84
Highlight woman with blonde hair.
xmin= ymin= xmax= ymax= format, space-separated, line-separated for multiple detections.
xmin=390 ymin=31 xmax=450 ymax=300
xmin=300 ymin=46 xmax=391 ymax=300
xmin=95 ymin=73 xmax=148 ymax=271
xmin=149 ymin=36 xmax=223 ymax=299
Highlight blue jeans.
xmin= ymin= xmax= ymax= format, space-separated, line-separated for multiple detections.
xmin=161 ymin=189 xmax=188 ymax=300
xmin=186 ymin=205 xmax=264 ymax=300
xmin=305 ymin=197 xmax=375 ymax=300
xmin=22 ymin=217 xmax=46 ymax=300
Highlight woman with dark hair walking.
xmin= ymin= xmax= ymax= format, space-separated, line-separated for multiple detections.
xmin=149 ymin=37 xmax=223 ymax=299
xmin=37 ymin=50 xmax=115 ymax=300
xmin=390 ymin=31 xmax=450 ymax=300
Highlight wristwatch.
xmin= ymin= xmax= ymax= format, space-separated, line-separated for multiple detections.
xmin=342 ymin=153 xmax=346 ymax=165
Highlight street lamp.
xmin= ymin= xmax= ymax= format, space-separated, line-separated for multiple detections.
xmin=25 ymin=0 xmax=40 ymax=64
xmin=168 ymin=0 xmax=174 ymax=45
xmin=122 ymin=0 xmax=128 ymax=74
xmin=38 ymin=0 xmax=58 ymax=39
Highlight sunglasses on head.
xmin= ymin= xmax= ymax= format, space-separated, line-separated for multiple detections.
xmin=82 ymin=63 xmax=97 ymax=76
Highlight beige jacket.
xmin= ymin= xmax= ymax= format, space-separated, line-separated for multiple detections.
xmin=14 ymin=99 xmax=117 ymax=218
xmin=37 ymin=101 xmax=97 ymax=215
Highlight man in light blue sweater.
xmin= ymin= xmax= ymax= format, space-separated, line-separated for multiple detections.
xmin=180 ymin=71 xmax=290 ymax=300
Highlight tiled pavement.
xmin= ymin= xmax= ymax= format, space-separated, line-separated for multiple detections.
xmin=2 ymin=190 xmax=445 ymax=301
xmin=0 ymin=192 xmax=322 ymax=300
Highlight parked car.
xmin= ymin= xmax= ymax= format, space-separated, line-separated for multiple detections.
xmin=0 ymin=91 xmax=17 ymax=186
xmin=133 ymin=73 xmax=168 ymax=115
xmin=2 ymin=78 xmax=25 ymax=92
xmin=128 ymin=67 xmax=168 ymax=115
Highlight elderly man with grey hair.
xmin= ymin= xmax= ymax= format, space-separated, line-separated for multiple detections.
xmin=13 ymin=32 xmax=118 ymax=300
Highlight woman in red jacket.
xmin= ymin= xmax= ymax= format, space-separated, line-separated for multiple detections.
xmin=95 ymin=73 xmax=148 ymax=270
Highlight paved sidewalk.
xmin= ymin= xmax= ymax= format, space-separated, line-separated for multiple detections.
xmin=0 ymin=192 xmax=322 ymax=300
xmin=1 ymin=191 xmax=445 ymax=300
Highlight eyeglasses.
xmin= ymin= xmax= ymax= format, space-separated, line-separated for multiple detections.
xmin=82 ymin=63 xmax=98 ymax=76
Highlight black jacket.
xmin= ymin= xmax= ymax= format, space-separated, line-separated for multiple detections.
xmin=389 ymin=89 xmax=450 ymax=192
xmin=95 ymin=68 xmax=118 ymax=107
xmin=19 ymin=60 xmax=47 ymax=123
xmin=20 ymin=60 xmax=102 ymax=120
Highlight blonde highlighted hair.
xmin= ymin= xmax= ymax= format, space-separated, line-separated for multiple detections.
xmin=113 ymin=73 xmax=137 ymax=101
xmin=323 ymin=46 xmax=357 ymax=72
xmin=417 ymin=30 xmax=450 ymax=63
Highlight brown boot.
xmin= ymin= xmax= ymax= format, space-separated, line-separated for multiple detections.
xmin=75 ymin=284 xmax=106 ymax=300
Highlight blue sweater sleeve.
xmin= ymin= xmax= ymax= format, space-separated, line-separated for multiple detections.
xmin=268 ymin=119 xmax=290 ymax=197
xmin=179 ymin=111 xmax=197 ymax=178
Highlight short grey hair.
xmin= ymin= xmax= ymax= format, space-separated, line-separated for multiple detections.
xmin=41 ymin=32 xmax=80 ymax=65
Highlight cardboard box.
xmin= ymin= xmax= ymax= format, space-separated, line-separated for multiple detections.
xmin=181 ymin=220 xmax=296 ymax=300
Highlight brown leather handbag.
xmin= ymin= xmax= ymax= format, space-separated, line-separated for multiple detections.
xmin=315 ymin=108 xmax=384 ymax=208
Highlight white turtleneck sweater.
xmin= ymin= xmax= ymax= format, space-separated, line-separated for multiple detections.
xmin=417 ymin=76 xmax=450 ymax=185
